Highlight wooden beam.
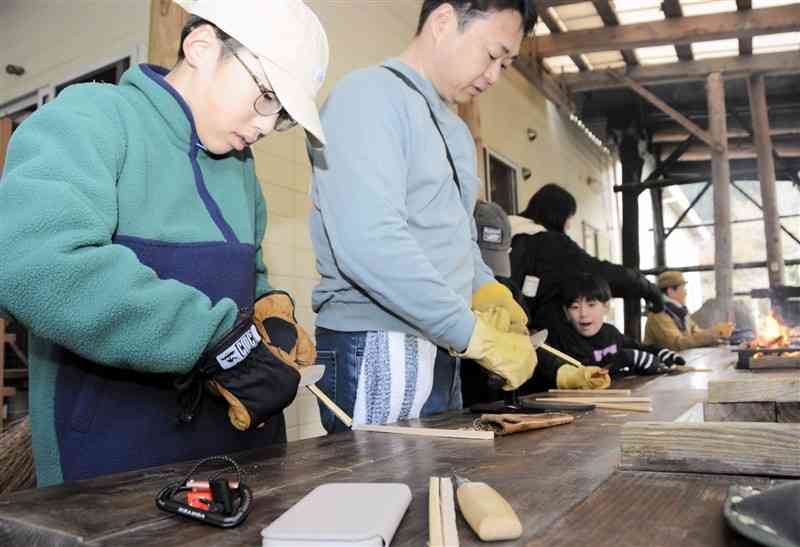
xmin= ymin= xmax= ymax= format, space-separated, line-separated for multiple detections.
xmin=747 ymin=75 xmax=785 ymax=289
xmin=610 ymin=72 xmax=721 ymax=151
xmin=621 ymin=422 xmax=800 ymax=477
xmin=708 ymin=378 xmax=800 ymax=403
xmin=777 ymin=403 xmax=800 ymax=423
xmin=514 ymin=46 xmax=575 ymax=113
xmin=661 ymin=0 xmax=693 ymax=61
xmin=737 ymin=0 xmax=753 ymax=56
xmin=148 ymin=0 xmax=190 ymax=67
xmin=660 ymin=141 xmax=800 ymax=161
xmin=538 ymin=7 xmax=589 ymax=71
xmin=591 ymin=0 xmax=638 ymax=65
xmin=560 ymin=51 xmax=800 ymax=91
xmin=654 ymin=125 xmax=800 ymax=143
xmin=707 ymin=72 xmax=733 ymax=323
xmin=536 ymin=5 xmax=800 ymax=58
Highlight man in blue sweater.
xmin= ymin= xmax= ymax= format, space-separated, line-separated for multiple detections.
xmin=310 ymin=0 xmax=538 ymax=432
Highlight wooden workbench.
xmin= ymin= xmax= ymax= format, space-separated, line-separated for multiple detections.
xmin=0 ymin=347 xmax=784 ymax=546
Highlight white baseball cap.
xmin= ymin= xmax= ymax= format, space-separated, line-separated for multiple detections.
xmin=174 ymin=0 xmax=329 ymax=148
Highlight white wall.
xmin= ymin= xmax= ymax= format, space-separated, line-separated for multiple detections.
xmin=2 ymin=0 xmax=620 ymax=441
xmin=0 ymin=0 xmax=149 ymax=107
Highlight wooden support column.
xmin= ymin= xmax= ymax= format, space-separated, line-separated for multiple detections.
xmin=707 ymin=73 xmax=733 ymax=322
xmin=619 ymin=131 xmax=644 ymax=339
xmin=747 ymin=75 xmax=785 ymax=291
xmin=457 ymin=98 xmax=486 ymax=198
xmin=651 ymin=185 xmax=667 ymax=268
xmin=148 ymin=0 xmax=190 ymax=67
xmin=0 ymin=117 xmax=12 ymax=174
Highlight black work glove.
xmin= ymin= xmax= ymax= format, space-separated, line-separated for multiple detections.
xmin=178 ymin=310 xmax=301 ymax=431
xmin=603 ymin=349 xmax=667 ymax=376
xmin=656 ymin=347 xmax=686 ymax=367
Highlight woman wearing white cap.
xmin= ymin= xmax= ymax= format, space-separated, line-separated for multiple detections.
xmin=0 ymin=0 xmax=328 ymax=486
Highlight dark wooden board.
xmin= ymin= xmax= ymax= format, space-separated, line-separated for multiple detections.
xmin=526 ymin=471 xmax=776 ymax=547
xmin=0 ymin=347 xmax=764 ymax=547
xmin=777 ymin=402 xmax=800 ymax=423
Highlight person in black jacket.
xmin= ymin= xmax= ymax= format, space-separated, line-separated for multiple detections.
xmin=509 ymin=183 xmax=664 ymax=342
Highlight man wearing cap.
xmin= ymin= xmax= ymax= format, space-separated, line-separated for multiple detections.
xmin=0 ymin=0 xmax=328 ymax=486
xmin=309 ymin=0 xmax=538 ymax=432
xmin=644 ymin=271 xmax=733 ymax=351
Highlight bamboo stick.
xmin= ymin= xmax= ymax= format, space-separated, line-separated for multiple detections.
xmin=429 ymin=477 xmax=444 ymax=547
xmin=306 ymin=384 xmax=353 ymax=428
xmin=540 ymin=343 xmax=584 ymax=368
xmin=440 ymin=477 xmax=460 ymax=547
xmin=354 ymin=424 xmax=495 ymax=440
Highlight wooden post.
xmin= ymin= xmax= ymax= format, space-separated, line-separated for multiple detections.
xmin=706 ymin=73 xmax=733 ymax=322
xmin=148 ymin=0 xmax=190 ymax=67
xmin=0 ymin=117 xmax=12 ymax=175
xmin=457 ymin=97 xmax=486 ymax=198
xmin=619 ymin=131 xmax=644 ymax=339
xmin=747 ymin=75 xmax=785 ymax=291
xmin=650 ymin=146 xmax=667 ymax=268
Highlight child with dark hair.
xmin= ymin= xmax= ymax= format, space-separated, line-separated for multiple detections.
xmin=553 ymin=274 xmax=685 ymax=377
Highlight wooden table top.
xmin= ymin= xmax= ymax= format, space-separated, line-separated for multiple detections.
xmin=0 ymin=347 xmax=779 ymax=546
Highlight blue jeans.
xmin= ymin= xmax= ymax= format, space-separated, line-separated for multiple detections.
xmin=315 ymin=327 xmax=462 ymax=434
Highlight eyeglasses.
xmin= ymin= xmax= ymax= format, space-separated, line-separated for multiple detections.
xmin=226 ymin=45 xmax=297 ymax=132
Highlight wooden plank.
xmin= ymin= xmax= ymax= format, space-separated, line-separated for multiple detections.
xmin=535 ymin=397 xmax=652 ymax=403
xmin=560 ymin=50 xmax=800 ymax=92
xmin=707 ymin=72 xmax=733 ymax=322
xmin=747 ymin=75 xmax=785 ymax=289
xmin=611 ymin=72 xmax=720 ymax=151
xmin=708 ymin=378 xmax=800 ymax=403
xmin=548 ymin=389 xmax=631 ymax=396
xmin=777 ymin=402 xmax=800 ymax=423
xmin=621 ymin=422 xmax=800 ymax=476
xmin=148 ymin=0 xmax=190 ymax=67
xmin=703 ymin=402 xmax=776 ymax=422
xmin=514 ymin=44 xmax=575 ymax=114
xmin=527 ymin=471 xmax=776 ymax=547
xmin=749 ymin=355 xmax=800 ymax=369
xmin=354 ymin=424 xmax=495 ymax=440
xmin=536 ymin=5 xmax=800 ymax=58
xmin=674 ymin=402 xmax=703 ymax=423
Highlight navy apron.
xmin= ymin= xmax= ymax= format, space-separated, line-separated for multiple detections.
xmin=53 ymin=68 xmax=285 ymax=482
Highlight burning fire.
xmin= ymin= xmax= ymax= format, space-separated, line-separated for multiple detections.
xmin=748 ymin=310 xmax=800 ymax=358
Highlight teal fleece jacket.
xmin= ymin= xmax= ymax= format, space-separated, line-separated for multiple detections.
xmin=0 ymin=65 xmax=273 ymax=485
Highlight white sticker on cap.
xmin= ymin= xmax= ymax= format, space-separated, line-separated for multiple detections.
xmin=522 ymin=275 xmax=540 ymax=297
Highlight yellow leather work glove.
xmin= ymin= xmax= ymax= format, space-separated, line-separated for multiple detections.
xmin=212 ymin=291 xmax=316 ymax=431
xmin=254 ymin=291 xmax=317 ymax=367
xmin=556 ymin=365 xmax=611 ymax=390
xmin=711 ymin=322 xmax=734 ymax=338
xmin=472 ymin=282 xmax=528 ymax=335
xmin=454 ymin=311 xmax=536 ymax=390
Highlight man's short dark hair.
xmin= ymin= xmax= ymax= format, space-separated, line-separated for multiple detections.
xmin=560 ymin=273 xmax=612 ymax=307
xmin=520 ymin=183 xmax=577 ymax=233
xmin=176 ymin=16 xmax=243 ymax=63
xmin=416 ymin=0 xmax=537 ymax=36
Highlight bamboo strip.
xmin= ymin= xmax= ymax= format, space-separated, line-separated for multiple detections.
xmin=354 ymin=424 xmax=495 ymax=440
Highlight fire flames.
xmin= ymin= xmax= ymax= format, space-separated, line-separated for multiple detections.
xmin=748 ymin=311 xmax=800 ymax=358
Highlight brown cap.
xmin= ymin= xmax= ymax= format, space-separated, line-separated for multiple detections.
xmin=657 ymin=271 xmax=687 ymax=289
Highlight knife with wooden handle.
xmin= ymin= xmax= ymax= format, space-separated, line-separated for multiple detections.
xmin=453 ymin=473 xmax=522 ymax=541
